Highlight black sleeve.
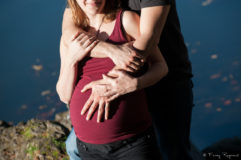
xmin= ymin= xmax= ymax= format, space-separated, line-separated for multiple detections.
xmin=140 ymin=0 xmax=172 ymax=8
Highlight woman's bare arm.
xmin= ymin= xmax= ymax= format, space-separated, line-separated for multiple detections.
xmin=56 ymin=32 xmax=97 ymax=104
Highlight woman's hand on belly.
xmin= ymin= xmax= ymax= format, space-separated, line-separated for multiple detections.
xmin=81 ymin=69 xmax=138 ymax=122
xmin=81 ymin=83 xmax=111 ymax=123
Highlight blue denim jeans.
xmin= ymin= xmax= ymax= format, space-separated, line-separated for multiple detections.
xmin=66 ymin=129 xmax=81 ymax=160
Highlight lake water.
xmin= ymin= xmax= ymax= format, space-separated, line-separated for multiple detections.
xmin=0 ymin=0 xmax=241 ymax=151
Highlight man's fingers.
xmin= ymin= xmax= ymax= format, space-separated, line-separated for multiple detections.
xmin=132 ymin=57 xmax=145 ymax=66
xmin=105 ymin=103 xmax=110 ymax=120
xmin=86 ymin=101 xmax=98 ymax=120
xmin=97 ymin=100 xmax=105 ymax=123
xmin=128 ymin=63 xmax=140 ymax=71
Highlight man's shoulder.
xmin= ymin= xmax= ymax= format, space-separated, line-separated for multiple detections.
xmin=140 ymin=0 xmax=172 ymax=8
xmin=125 ymin=0 xmax=172 ymax=11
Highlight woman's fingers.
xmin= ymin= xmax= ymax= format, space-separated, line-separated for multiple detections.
xmin=86 ymin=100 xmax=98 ymax=120
xmin=107 ymin=94 xmax=119 ymax=102
xmin=71 ymin=31 xmax=81 ymax=41
xmin=97 ymin=99 xmax=105 ymax=123
xmin=85 ymin=40 xmax=99 ymax=53
xmin=81 ymin=82 xmax=94 ymax=93
xmin=79 ymin=35 xmax=92 ymax=46
xmin=105 ymin=103 xmax=110 ymax=120
xmin=81 ymin=79 xmax=105 ymax=93
xmin=82 ymin=36 xmax=97 ymax=47
xmin=75 ymin=32 xmax=86 ymax=42
xmin=81 ymin=96 xmax=93 ymax=115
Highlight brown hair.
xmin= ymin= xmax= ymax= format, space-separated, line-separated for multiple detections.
xmin=67 ymin=0 xmax=121 ymax=31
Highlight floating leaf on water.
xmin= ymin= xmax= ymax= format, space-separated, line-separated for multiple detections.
xmin=224 ymin=100 xmax=232 ymax=106
xmin=216 ymin=107 xmax=222 ymax=112
xmin=51 ymin=72 xmax=57 ymax=76
xmin=191 ymin=49 xmax=197 ymax=54
xmin=46 ymin=96 xmax=51 ymax=102
xmin=235 ymin=98 xmax=241 ymax=102
xmin=221 ymin=77 xmax=228 ymax=82
xmin=232 ymin=86 xmax=240 ymax=91
xmin=21 ymin=104 xmax=28 ymax=110
xmin=195 ymin=41 xmax=201 ymax=46
xmin=210 ymin=73 xmax=221 ymax=80
xmin=32 ymin=64 xmax=43 ymax=71
xmin=204 ymin=102 xmax=212 ymax=108
xmin=232 ymin=61 xmax=240 ymax=66
xmin=39 ymin=105 xmax=48 ymax=110
xmin=230 ymin=80 xmax=238 ymax=85
xmin=36 ymin=58 xmax=40 ymax=63
xmin=202 ymin=0 xmax=213 ymax=6
xmin=41 ymin=90 xmax=51 ymax=96
xmin=36 ymin=108 xmax=56 ymax=120
xmin=211 ymin=54 xmax=218 ymax=60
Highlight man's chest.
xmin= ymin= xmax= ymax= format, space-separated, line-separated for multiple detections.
xmin=122 ymin=0 xmax=141 ymax=11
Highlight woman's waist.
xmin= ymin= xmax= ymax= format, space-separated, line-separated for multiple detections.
xmin=80 ymin=57 xmax=115 ymax=76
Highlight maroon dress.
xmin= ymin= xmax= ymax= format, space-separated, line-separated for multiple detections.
xmin=70 ymin=10 xmax=152 ymax=144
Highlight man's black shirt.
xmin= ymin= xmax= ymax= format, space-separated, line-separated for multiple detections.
xmin=122 ymin=0 xmax=193 ymax=80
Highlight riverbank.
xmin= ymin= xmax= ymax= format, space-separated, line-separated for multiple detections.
xmin=1 ymin=111 xmax=240 ymax=160
xmin=0 ymin=111 xmax=71 ymax=160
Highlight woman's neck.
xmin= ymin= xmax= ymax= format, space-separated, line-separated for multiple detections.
xmin=87 ymin=14 xmax=105 ymax=30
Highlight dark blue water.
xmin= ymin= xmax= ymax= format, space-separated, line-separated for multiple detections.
xmin=0 ymin=0 xmax=240 ymax=151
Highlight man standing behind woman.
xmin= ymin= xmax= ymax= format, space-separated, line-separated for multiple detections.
xmin=57 ymin=0 xmax=168 ymax=159
xmin=59 ymin=0 xmax=194 ymax=160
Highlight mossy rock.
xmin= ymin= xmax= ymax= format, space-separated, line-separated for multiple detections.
xmin=0 ymin=119 xmax=70 ymax=160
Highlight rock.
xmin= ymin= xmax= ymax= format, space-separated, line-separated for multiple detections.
xmin=55 ymin=111 xmax=72 ymax=131
xmin=0 ymin=112 xmax=71 ymax=160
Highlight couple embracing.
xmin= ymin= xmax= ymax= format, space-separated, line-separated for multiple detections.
xmin=56 ymin=0 xmax=194 ymax=159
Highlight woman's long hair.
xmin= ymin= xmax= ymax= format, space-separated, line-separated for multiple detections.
xmin=67 ymin=0 xmax=121 ymax=31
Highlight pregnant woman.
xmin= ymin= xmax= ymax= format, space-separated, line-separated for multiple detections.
xmin=56 ymin=0 xmax=168 ymax=159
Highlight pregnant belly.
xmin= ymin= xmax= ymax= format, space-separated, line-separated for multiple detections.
xmin=69 ymin=59 xmax=151 ymax=144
